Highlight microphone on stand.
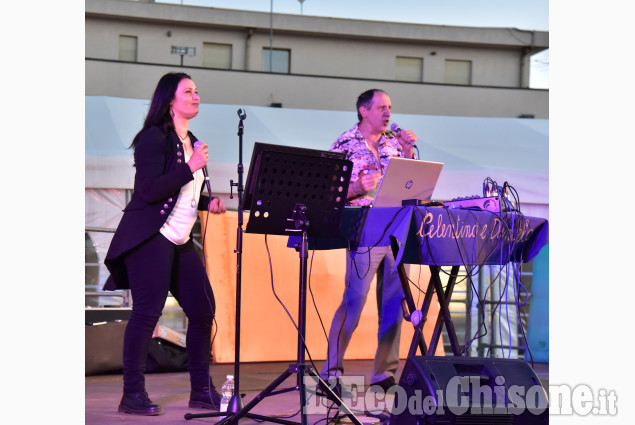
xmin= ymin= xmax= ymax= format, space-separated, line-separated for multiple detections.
xmin=193 ymin=140 xmax=212 ymax=198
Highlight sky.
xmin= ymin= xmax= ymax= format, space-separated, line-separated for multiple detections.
xmin=159 ymin=0 xmax=549 ymax=88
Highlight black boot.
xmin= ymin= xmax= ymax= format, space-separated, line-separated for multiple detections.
xmin=189 ymin=386 xmax=222 ymax=410
xmin=118 ymin=391 xmax=162 ymax=415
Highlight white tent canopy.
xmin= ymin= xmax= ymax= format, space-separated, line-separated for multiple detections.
xmin=86 ymin=95 xmax=548 ymax=218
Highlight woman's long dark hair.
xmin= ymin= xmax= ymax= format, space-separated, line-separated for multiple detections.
xmin=130 ymin=72 xmax=191 ymax=149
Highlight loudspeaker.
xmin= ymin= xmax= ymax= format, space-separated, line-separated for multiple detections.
xmin=85 ymin=321 xmax=189 ymax=376
xmin=85 ymin=321 xmax=126 ymax=375
xmin=389 ymin=356 xmax=548 ymax=425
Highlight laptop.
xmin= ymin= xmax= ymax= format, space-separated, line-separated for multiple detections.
xmin=372 ymin=157 xmax=444 ymax=207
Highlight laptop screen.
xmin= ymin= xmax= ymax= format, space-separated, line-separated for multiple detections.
xmin=372 ymin=157 xmax=444 ymax=208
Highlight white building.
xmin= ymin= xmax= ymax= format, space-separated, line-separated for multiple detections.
xmin=86 ymin=0 xmax=548 ymax=118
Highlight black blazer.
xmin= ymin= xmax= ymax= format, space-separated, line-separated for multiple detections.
xmin=104 ymin=125 xmax=211 ymax=290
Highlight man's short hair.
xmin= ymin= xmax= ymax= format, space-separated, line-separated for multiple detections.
xmin=356 ymin=89 xmax=387 ymax=121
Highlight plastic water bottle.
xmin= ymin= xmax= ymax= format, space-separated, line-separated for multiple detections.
xmin=220 ymin=374 xmax=235 ymax=412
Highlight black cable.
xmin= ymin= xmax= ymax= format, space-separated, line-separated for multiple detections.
xmin=305 ymin=248 xmax=346 ymax=425
xmin=329 ymin=207 xmax=410 ymax=388
xmin=462 ymin=266 xmax=482 ymax=351
xmin=308 ymin=249 xmax=330 ymax=343
xmin=329 ymin=248 xmax=355 ymax=395
xmin=467 ymin=179 xmax=538 ymax=361
xmin=491 ymin=205 xmax=514 ymax=359
xmin=240 ymin=235 xmax=330 ymax=422
xmin=351 ymin=245 xmax=373 ymax=281
xmin=320 ymin=207 xmax=412 ymax=422
xmin=479 ymin=259 xmax=518 ymax=358
xmin=369 ymin=206 xmax=410 ymax=249
xmin=372 ymin=180 xmax=538 ymax=362
xmin=512 ymin=262 xmax=534 ymax=365
xmin=350 ymin=206 xmax=410 ymax=281
xmin=428 ymin=206 xmax=491 ymax=357
xmin=464 ymin=268 xmax=490 ymax=354
xmin=263 ymin=234 xmax=318 ymax=369
xmin=498 ymin=181 xmax=538 ymax=363
xmin=405 ymin=267 xmax=427 ymax=296
xmin=198 ymin=203 xmax=219 ymax=368
xmin=418 ymin=204 xmax=526 ymax=356
xmin=261 ymin=232 xmax=359 ymax=425
xmin=411 ymin=205 xmax=484 ymax=355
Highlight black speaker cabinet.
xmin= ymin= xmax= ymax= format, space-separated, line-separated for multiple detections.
xmin=85 ymin=321 xmax=127 ymax=375
xmin=389 ymin=356 xmax=548 ymax=425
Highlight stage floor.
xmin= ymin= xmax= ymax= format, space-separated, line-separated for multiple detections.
xmin=85 ymin=359 xmax=549 ymax=424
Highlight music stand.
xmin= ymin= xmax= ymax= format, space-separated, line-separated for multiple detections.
xmin=218 ymin=143 xmax=363 ymax=425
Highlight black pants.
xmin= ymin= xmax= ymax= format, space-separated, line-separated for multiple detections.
xmin=122 ymin=232 xmax=215 ymax=393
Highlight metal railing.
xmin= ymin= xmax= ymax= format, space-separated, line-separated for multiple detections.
xmin=447 ymin=264 xmax=534 ymax=360
xmin=85 ymin=224 xmax=191 ymax=332
xmin=85 ymin=226 xmax=131 ymax=308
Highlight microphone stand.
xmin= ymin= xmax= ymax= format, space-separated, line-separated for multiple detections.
xmin=185 ymin=109 xmax=262 ymax=421
xmin=228 ymin=108 xmax=247 ymax=413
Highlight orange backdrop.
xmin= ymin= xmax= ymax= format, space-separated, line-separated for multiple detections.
xmin=201 ymin=211 xmax=444 ymax=363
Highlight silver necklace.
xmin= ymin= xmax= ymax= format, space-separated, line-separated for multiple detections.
xmin=191 ymin=170 xmax=198 ymax=208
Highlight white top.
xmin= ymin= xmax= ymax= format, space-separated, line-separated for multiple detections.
xmin=160 ymin=150 xmax=204 ymax=245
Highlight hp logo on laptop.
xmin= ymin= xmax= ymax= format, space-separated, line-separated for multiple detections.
xmin=405 ymin=179 xmax=414 ymax=189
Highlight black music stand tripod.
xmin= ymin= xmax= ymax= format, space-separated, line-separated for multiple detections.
xmin=215 ymin=147 xmax=362 ymax=425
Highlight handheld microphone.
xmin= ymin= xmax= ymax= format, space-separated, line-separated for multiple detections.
xmin=390 ymin=123 xmax=417 ymax=147
xmin=193 ymin=141 xmax=212 ymax=200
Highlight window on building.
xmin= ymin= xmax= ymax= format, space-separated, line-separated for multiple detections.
xmin=395 ymin=56 xmax=423 ymax=82
xmin=118 ymin=35 xmax=137 ymax=62
xmin=444 ymin=59 xmax=472 ymax=85
xmin=202 ymin=42 xmax=232 ymax=69
xmin=263 ymin=48 xmax=290 ymax=73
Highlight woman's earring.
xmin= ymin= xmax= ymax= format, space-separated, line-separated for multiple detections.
xmin=170 ymin=108 xmax=175 ymax=118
